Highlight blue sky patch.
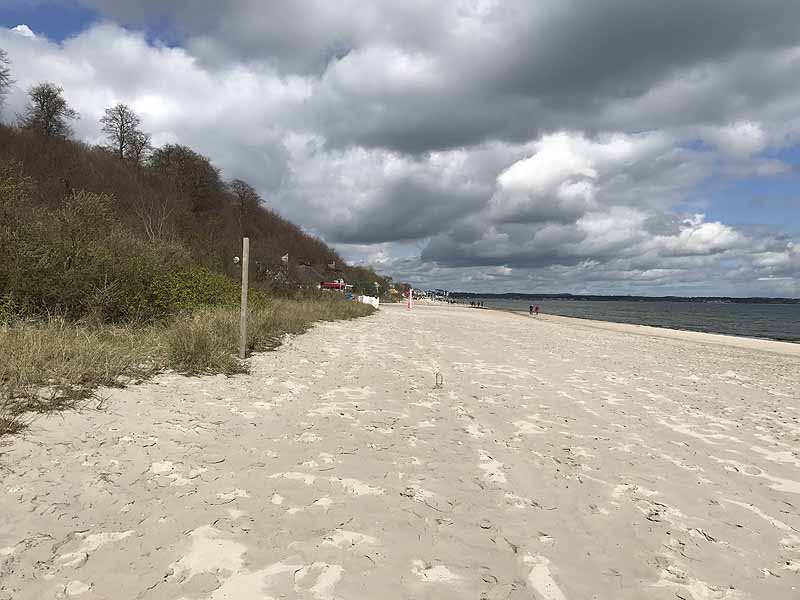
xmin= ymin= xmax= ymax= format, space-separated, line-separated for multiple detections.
xmin=0 ymin=0 xmax=98 ymax=41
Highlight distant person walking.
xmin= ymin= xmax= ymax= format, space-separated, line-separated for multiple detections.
xmin=529 ymin=305 xmax=534 ymax=316
xmin=534 ymin=305 xmax=540 ymax=317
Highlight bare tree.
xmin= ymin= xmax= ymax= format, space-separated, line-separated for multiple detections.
xmin=0 ymin=49 xmax=11 ymax=107
xmin=150 ymin=144 xmax=222 ymax=212
xmin=127 ymin=129 xmax=152 ymax=166
xmin=229 ymin=179 xmax=262 ymax=237
xmin=133 ymin=193 xmax=175 ymax=242
xmin=0 ymin=49 xmax=13 ymax=111
xmin=21 ymin=83 xmax=79 ymax=138
xmin=100 ymin=103 xmax=141 ymax=159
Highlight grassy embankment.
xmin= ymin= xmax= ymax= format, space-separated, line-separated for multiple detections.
xmin=0 ymin=299 xmax=372 ymax=438
xmin=0 ymin=125 xmax=388 ymax=438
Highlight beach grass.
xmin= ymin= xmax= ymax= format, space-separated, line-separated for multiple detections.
xmin=0 ymin=297 xmax=374 ymax=437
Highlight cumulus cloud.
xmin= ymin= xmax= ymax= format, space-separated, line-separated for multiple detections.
xmin=420 ymin=131 xmax=795 ymax=295
xmin=1 ymin=0 xmax=799 ymax=295
xmin=11 ymin=25 xmax=36 ymax=39
xmin=423 ymin=131 xmax=716 ymax=265
xmin=0 ymin=23 xmax=307 ymax=189
xmin=700 ymin=121 xmax=768 ymax=158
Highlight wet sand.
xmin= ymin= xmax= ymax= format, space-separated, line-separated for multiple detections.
xmin=2 ymin=303 xmax=799 ymax=599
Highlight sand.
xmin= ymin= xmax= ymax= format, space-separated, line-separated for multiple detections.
xmin=1 ymin=303 xmax=799 ymax=599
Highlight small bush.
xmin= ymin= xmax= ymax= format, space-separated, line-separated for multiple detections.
xmin=152 ymin=266 xmax=239 ymax=314
xmin=164 ymin=309 xmax=243 ymax=375
xmin=93 ymin=231 xmax=193 ymax=322
xmin=0 ymin=293 xmax=19 ymax=324
xmin=0 ymin=414 xmax=26 ymax=437
xmin=4 ymin=188 xmax=116 ymax=317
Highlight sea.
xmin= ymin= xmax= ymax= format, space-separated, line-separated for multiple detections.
xmin=468 ymin=298 xmax=800 ymax=343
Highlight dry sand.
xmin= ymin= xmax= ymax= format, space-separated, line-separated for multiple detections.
xmin=1 ymin=303 xmax=799 ymax=599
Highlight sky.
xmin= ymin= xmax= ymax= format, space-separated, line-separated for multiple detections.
xmin=1 ymin=0 xmax=799 ymax=297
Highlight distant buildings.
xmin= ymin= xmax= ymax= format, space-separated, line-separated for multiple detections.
xmin=422 ymin=289 xmax=451 ymax=301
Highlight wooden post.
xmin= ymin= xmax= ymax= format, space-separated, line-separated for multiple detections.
xmin=239 ymin=237 xmax=250 ymax=360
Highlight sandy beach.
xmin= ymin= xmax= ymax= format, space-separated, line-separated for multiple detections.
xmin=2 ymin=303 xmax=799 ymax=599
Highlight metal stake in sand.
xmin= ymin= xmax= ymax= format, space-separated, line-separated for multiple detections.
xmin=239 ymin=237 xmax=250 ymax=360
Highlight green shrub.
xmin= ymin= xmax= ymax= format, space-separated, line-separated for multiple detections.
xmin=0 ymin=180 xmax=114 ymax=318
xmin=0 ymin=162 xmax=206 ymax=322
xmin=151 ymin=265 xmax=239 ymax=314
xmin=0 ymin=293 xmax=19 ymax=324
xmin=91 ymin=232 xmax=193 ymax=322
xmin=0 ymin=157 xmax=395 ymax=326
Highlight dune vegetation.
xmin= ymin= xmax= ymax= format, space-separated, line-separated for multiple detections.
xmin=0 ymin=73 xmax=403 ymax=437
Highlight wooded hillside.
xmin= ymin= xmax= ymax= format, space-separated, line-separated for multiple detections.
xmin=1 ymin=122 xmax=397 ymax=289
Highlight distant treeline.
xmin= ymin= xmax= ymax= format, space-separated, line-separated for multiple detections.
xmin=451 ymin=293 xmax=800 ymax=304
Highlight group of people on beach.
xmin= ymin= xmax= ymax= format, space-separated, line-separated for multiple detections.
xmin=466 ymin=301 xmax=539 ymax=315
xmin=466 ymin=300 xmax=539 ymax=315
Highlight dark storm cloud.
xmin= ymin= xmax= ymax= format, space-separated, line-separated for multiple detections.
xmin=490 ymin=0 xmax=800 ymax=99
xmin=422 ymin=223 xmax=588 ymax=269
xmin=78 ymin=0 xmax=800 ymax=153
xmin=76 ymin=0 xmax=452 ymax=74
xmin=327 ymin=177 xmax=486 ymax=244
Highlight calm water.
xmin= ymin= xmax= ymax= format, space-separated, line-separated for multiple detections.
xmin=471 ymin=298 xmax=800 ymax=343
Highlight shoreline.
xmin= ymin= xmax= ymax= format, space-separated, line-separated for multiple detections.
xmin=476 ymin=304 xmax=800 ymax=353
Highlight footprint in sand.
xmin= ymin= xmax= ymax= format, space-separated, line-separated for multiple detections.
xmin=294 ymin=563 xmax=344 ymax=599
xmin=320 ymin=529 xmax=378 ymax=549
xmin=478 ymin=451 xmax=507 ymax=484
xmin=523 ymin=555 xmax=567 ymax=600
xmin=411 ymin=560 xmax=460 ymax=583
